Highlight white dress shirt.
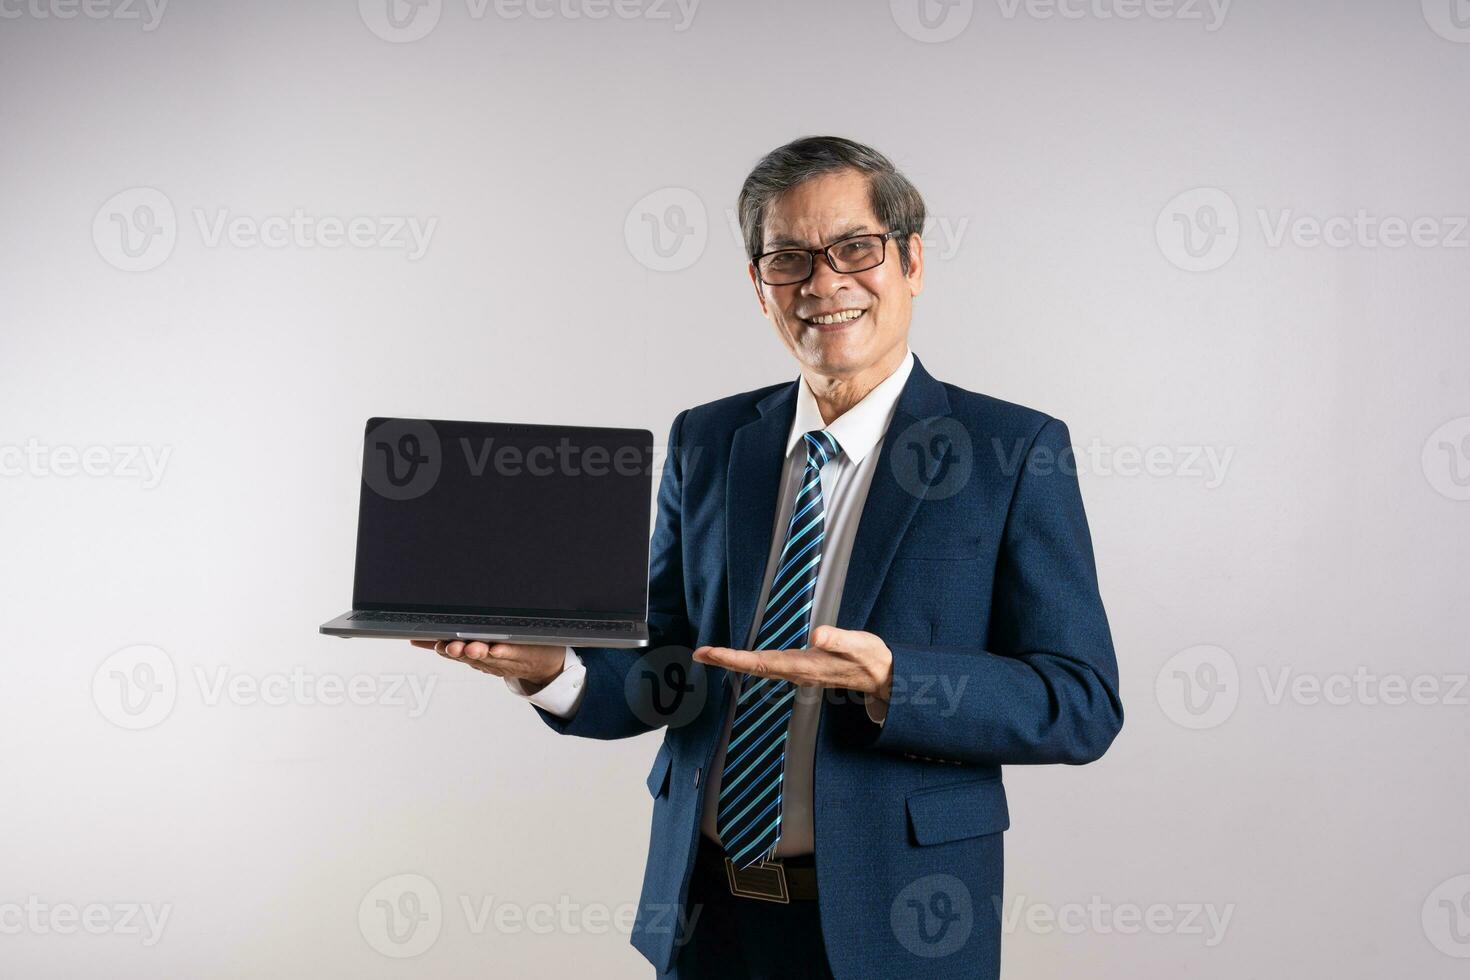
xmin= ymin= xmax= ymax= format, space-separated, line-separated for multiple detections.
xmin=507 ymin=349 xmax=915 ymax=857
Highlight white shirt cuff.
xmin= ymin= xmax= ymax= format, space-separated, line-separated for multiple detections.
xmin=504 ymin=648 xmax=586 ymax=719
xmin=864 ymin=692 xmax=888 ymax=726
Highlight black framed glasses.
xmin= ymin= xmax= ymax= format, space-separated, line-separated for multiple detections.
xmin=752 ymin=230 xmax=905 ymax=286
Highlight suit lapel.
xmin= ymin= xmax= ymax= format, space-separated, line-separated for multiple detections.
xmin=835 ymin=355 xmax=952 ymax=633
xmin=725 ymin=382 xmax=797 ymax=655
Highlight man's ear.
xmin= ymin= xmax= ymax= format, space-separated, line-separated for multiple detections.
xmin=905 ymin=233 xmax=925 ymax=299
xmin=748 ymin=263 xmax=770 ymax=317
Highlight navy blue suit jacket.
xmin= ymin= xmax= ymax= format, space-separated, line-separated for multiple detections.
xmin=533 ymin=354 xmax=1123 ymax=978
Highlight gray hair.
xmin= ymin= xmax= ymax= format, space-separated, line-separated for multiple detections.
xmin=737 ymin=136 xmax=927 ymax=275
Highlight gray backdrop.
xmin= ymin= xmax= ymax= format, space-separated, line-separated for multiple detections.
xmin=3 ymin=0 xmax=1468 ymax=976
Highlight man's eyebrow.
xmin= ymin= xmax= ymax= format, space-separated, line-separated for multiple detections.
xmin=763 ymin=224 xmax=873 ymax=251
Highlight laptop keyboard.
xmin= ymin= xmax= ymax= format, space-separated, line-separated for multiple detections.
xmin=348 ymin=612 xmax=634 ymax=632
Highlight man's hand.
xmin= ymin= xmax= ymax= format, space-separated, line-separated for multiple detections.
xmin=410 ymin=640 xmax=566 ymax=693
xmin=692 ymin=626 xmax=894 ymax=700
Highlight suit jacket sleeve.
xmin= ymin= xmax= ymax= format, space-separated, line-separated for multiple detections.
xmin=529 ymin=409 xmax=695 ymax=740
xmin=863 ymin=417 xmax=1124 ymax=766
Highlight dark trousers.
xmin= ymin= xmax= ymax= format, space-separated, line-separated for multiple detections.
xmin=660 ymin=837 xmax=836 ymax=979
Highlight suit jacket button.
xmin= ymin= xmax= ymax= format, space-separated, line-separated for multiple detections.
xmin=694 ymin=767 xmax=702 ymax=788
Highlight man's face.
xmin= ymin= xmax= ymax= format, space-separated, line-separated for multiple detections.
xmin=749 ymin=169 xmax=923 ymax=379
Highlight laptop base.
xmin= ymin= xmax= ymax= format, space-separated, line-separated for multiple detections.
xmin=319 ymin=610 xmax=649 ymax=648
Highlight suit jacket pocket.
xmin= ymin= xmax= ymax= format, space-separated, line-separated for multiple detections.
xmin=889 ymin=543 xmax=982 ymax=562
xmin=906 ymin=777 xmax=1010 ymax=845
xmin=646 ymin=743 xmax=672 ymax=798
xmin=888 ymin=501 xmax=984 ymax=561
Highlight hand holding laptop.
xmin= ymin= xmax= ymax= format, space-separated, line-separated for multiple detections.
xmin=409 ymin=638 xmax=566 ymax=691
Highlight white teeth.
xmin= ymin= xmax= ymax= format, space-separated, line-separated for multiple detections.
xmin=808 ymin=309 xmax=864 ymax=325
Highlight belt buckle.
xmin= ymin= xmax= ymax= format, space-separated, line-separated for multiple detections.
xmin=723 ymin=856 xmax=790 ymax=904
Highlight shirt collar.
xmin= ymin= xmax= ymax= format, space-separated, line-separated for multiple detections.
xmin=785 ymin=348 xmax=915 ymax=465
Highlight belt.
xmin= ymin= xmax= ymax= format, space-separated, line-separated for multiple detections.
xmin=697 ymin=837 xmax=818 ymax=903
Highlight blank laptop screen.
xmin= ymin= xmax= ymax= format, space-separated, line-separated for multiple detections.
xmin=352 ymin=419 xmax=653 ymax=617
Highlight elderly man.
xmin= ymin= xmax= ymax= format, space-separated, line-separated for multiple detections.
xmin=413 ymin=135 xmax=1123 ymax=979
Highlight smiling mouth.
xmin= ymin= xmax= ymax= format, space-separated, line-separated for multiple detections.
xmin=802 ymin=308 xmax=866 ymax=329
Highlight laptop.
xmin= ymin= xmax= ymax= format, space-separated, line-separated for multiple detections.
xmin=320 ymin=417 xmax=653 ymax=648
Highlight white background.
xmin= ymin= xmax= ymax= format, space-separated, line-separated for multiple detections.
xmin=2 ymin=0 xmax=1468 ymax=976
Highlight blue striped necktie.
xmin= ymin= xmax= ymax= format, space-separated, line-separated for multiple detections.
xmin=717 ymin=428 xmax=842 ymax=870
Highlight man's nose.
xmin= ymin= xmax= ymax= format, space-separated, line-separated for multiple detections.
xmin=800 ymin=251 xmax=852 ymax=297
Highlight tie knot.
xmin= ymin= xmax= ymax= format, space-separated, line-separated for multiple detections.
xmin=803 ymin=429 xmax=841 ymax=468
